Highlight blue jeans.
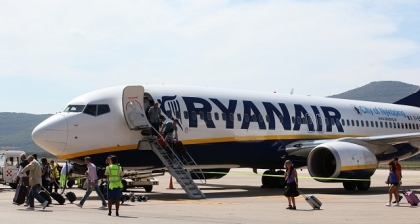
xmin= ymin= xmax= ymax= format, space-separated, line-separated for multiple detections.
xmin=29 ymin=184 xmax=46 ymax=208
xmin=79 ymin=180 xmax=107 ymax=206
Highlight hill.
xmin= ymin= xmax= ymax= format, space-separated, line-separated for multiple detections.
xmin=329 ymin=81 xmax=419 ymax=103
xmin=0 ymin=112 xmax=53 ymax=156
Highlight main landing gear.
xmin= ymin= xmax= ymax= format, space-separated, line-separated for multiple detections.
xmin=343 ymin=179 xmax=371 ymax=191
xmin=261 ymin=169 xmax=287 ymax=188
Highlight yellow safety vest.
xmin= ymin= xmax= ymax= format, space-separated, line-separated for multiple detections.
xmin=106 ymin=165 xmax=123 ymax=190
xmin=50 ymin=164 xmax=60 ymax=178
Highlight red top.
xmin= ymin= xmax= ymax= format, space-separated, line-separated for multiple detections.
xmin=396 ymin=163 xmax=402 ymax=171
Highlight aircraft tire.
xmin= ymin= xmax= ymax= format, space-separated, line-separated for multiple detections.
xmin=144 ymin=185 xmax=153 ymax=192
xmin=343 ymin=182 xmax=357 ymax=191
xmin=261 ymin=170 xmax=275 ymax=188
xmin=275 ymin=170 xmax=286 ymax=188
xmin=356 ymin=180 xmax=371 ymax=191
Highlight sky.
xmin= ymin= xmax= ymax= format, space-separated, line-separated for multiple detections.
xmin=1 ymin=0 xmax=419 ymax=114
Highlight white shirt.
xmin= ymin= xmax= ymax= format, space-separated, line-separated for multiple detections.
xmin=17 ymin=165 xmax=27 ymax=178
xmin=61 ymin=163 xmax=73 ymax=175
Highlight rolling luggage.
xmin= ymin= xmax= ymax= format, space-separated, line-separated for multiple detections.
xmin=299 ymin=190 xmax=322 ymax=210
xmin=39 ymin=190 xmax=52 ymax=206
xmin=401 ymin=188 xmax=419 ymax=206
xmin=157 ymin=133 xmax=166 ymax=147
xmin=50 ymin=192 xmax=66 ymax=205
xmin=13 ymin=184 xmax=28 ymax=205
xmin=65 ymin=192 xmax=77 ymax=203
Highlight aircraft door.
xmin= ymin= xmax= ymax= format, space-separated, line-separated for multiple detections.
xmin=122 ymin=86 xmax=149 ymax=130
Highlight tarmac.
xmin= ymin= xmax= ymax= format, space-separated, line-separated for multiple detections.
xmin=1 ymin=168 xmax=419 ymax=224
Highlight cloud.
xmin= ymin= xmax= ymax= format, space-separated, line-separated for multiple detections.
xmin=0 ymin=0 xmax=419 ymax=113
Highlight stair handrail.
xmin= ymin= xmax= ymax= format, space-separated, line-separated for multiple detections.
xmin=149 ymin=126 xmax=207 ymax=184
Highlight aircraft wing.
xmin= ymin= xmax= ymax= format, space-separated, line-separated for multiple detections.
xmin=285 ymin=132 xmax=420 ymax=157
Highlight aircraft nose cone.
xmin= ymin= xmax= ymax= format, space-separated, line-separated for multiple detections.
xmin=32 ymin=114 xmax=68 ymax=156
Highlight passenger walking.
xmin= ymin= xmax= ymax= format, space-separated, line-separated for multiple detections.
xmin=21 ymin=155 xmax=49 ymax=210
xmin=49 ymin=160 xmax=60 ymax=193
xmin=162 ymin=119 xmax=179 ymax=140
xmin=284 ymin=160 xmax=299 ymax=210
xmin=16 ymin=153 xmax=30 ymax=205
xmin=105 ymin=156 xmax=124 ymax=216
xmin=40 ymin=158 xmax=51 ymax=190
xmin=386 ymin=161 xmax=401 ymax=206
xmin=392 ymin=157 xmax=403 ymax=203
xmin=148 ymin=103 xmax=162 ymax=137
xmin=76 ymin=157 xmax=107 ymax=208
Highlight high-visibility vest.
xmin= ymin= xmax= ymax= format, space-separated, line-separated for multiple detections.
xmin=50 ymin=164 xmax=60 ymax=178
xmin=106 ymin=165 xmax=123 ymax=190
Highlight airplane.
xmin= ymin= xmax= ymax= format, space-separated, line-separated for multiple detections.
xmin=31 ymin=85 xmax=420 ymax=192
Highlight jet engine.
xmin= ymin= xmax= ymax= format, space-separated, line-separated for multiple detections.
xmin=307 ymin=142 xmax=378 ymax=187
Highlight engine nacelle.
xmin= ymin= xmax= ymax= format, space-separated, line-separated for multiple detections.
xmin=307 ymin=142 xmax=378 ymax=182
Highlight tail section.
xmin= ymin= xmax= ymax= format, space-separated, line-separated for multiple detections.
xmin=394 ymin=87 xmax=420 ymax=107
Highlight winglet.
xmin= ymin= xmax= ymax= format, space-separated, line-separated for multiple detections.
xmin=394 ymin=87 xmax=420 ymax=107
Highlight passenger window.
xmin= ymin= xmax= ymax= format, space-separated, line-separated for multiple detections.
xmin=308 ymin=116 xmax=313 ymax=125
xmin=380 ymin=122 xmax=383 ymax=128
xmin=347 ymin=120 xmax=350 ymax=126
xmin=336 ymin=119 xmax=341 ymax=126
xmin=279 ymin=116 xmax=284 ymax=124
xmin=361 ymin=120 xmax=364 ymax=127
xmin=83 ymin=105 xmax=97 ymax=116
xmin=175 ymin=111 xmax=181 ymax=119
xmin=356 ymin=120 xmax=359 ymax=127
xmin=214 ymin=112 xmax=219 ymax=120
xmin=244 ymin=114 xmax=249 ymax=122
xmin=409 ymin=123 xmax=412 ymax=129
xmin=330 ymin=118 xmax=335 ymax=125
xmin=97 ymin=104 xmax=110 ymax=116
xmin=199 ymin=111 xmax=204 ymax=120
xmin=385 ymin=122 xmax=388 ymax=128
xmin=417 ymin=124 xmax=419 ymax=129
xmin=292 ymin=116 xmax=295 ymax=124
xmin=405 ymin=123 xmax=408 ymax=129
xmin=371 ymin=121 xmax=374 ymax=127
xmin=184 ymin=111 xmax=189 ymax=119
xmin=207 ymin=112 xmax=212 ymax=120
xmin=230 ymin=113 xmax=234 ymax=121
xmin=252 ymin=114 xmax=257 ymax=122
xmin=265 ymin=115 xmax=270 ymax=123
xmin=191 ymin=111 xmax=197 ymax=120
xmin=237 ymin=114 xmax=242 ymax=122
xmin=393 ymin=122 xmax=396 ymax=128
xmin=375 ymin=121 xmax=378 ymax=127
xmin=351 ymin=120 xmax=355 ymax=126
xmin=397 ymin=123 xmax=401 ymax=129
xmin=166 ymin=110 xmax=172 ymax=116
xmin=297 ymin=117 xmax=301 ymax=124
xmin=325 ymin=118 xmax=329 ymax=125
xmin=341 ymin=119 xmax=345 ymax=126
xmin=366 ymin=120 xmax=369 ymax=127
xmin=222 ymin=113 xmax=226 ymax=121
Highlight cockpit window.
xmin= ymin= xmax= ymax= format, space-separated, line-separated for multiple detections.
xmin=63 ymin=105 xmax=85 ymax=112
xmin=83 ymin=105 xmax=97 ymax=116
xmin=97 ymin=105 xmax=110 ymax=115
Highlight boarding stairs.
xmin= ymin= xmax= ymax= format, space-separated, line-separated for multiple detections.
xmin=138 ymin=130 xmax=206 ymax=199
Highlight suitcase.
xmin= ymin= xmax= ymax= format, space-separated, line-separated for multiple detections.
xmin=299 ymin=190 xmax=322 ymax=210
xmin=157 ymin=133 xmax=166 ymax=147
xmin=51 ymin=192 xmax=66 ymax=205
xmin=65 ymin=192 xmax=77 ymax=203
xmin=39 ymin=190 xmax=52 ymax=206
xmin=402 ymin=188 xmax=419 ymax=206
xmin=13 ymin=184 xmax=28 ymax=205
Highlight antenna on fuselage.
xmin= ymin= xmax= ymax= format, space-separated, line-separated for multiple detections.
xmin=290 ymin=88 xmax=294 ymax=95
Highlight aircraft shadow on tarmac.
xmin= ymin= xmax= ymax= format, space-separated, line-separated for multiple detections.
xmin=126 ymin=184 xmax=420 ymax=200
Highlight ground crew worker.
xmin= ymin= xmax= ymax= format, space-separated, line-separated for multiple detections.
xmin=49 ymin=160 xmax=60 ymax=193
xmin=105 ymin=155 xmax=124 ymax=216
xmin=60 ymin=162 xmax=73 ymax=188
